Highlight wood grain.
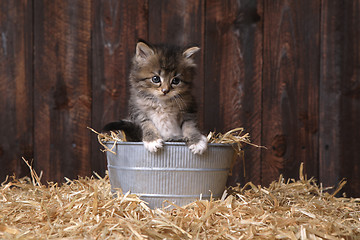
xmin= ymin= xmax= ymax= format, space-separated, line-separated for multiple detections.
xmin=204 ymin=0 xmax=263 ymax=185
xmin=148 ymin=0 xmax=204 ymax=46
xmin=34 ymin=1 xmax=92 ymax=182
xmin=320 ymin=1 xmax=360 ymax=197
xmin=261 ymin=0 xmax=320 ymax=186
xmin=91 ymin=0 xmax=148 ymax=176
xmin=0 ymin=0 xmax=33 ymax=180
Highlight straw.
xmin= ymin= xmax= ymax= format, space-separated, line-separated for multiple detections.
xmin=89 ymin=126 xmax=266 ymax=155
xmin=88 ymin=127 xmax=126 ymax=154
xmin=0 ymin=160 xmax=359 ymax=239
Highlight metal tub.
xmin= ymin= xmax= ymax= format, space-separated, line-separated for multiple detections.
xmin=105 ymin=142 xmax=235 ymax=208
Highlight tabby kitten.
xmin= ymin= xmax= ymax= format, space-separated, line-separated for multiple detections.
xmin=103 ymin=40 xmax=207 ymax=154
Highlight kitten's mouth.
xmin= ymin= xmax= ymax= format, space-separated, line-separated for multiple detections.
xmin=159 ymin=92 xmax=172 ymax=98
xmin=159 ymin=94 xmax=171 ymax=100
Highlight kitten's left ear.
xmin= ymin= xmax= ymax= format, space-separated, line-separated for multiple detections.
xmin=183 ymin=46 xmax=200 ymax=59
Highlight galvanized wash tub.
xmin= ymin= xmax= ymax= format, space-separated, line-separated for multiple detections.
xmin=105 ymin=141 xmax=235 ymax=208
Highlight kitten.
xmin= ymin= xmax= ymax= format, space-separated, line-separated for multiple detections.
xmin=103 ymin=40 xmax=207 ymax=154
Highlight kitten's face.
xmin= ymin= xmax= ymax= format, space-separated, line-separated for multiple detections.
xmin=130 ymin=41 xmax=199 ymax=100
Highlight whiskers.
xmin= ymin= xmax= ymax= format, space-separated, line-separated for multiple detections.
xmin=171 ymin=94 xmax=187 ymax=111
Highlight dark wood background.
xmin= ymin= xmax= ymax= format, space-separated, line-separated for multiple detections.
xmin=1 ymin=0 xmax=359 ymax=197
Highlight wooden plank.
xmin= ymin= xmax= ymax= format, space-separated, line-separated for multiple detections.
xmin=34 ymin=1 xmax=92 ymax=182
xmin=204 ymin=0 xmax=263 ymax=185
xmin=319 ymin=1 xmax=342 ymax=194
xmin=0 ymin=0 xmax=33 ymax=180
xmin=320 ymin=1 xmax=360 ymax=197
xmin=261 ymin=1 xmax=320 ymax=186
xmin=338 ymin=1 xmax=360 ymax=197
xmin=148 ymin=0 xmax=204 ymax=46
xmin=91 ymin=0 xmax=148 ymax=176
xmin=148 ymin=0 xmax=205 ymax=130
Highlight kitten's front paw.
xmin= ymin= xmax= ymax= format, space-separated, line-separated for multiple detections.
xmin=143 ymin=139 xmax=163 ymax=153
xmin=188 ymin=135 xmax=208 ymax=155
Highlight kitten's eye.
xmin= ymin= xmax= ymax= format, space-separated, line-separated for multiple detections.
xmin=171 ymin=77 xmax=181 ymax=85
xmin=151 ymin=76 xmax=161 ymax=84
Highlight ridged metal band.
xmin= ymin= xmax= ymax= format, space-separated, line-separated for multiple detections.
xmin=133 ymin=193 xmax=222 ymax=198
xmin=108 ymin=165 xmax=229 ymax=172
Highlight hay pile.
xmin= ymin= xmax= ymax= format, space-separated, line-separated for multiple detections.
xmin=0 ymin=162 xmax=359 ymax=239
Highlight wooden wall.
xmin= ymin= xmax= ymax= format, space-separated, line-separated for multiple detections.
xmin=1 ymin=0 xmax=359 ymax=197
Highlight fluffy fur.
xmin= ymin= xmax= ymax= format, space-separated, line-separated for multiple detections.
xmin=103 ymin=40 xmax=207 ymax=154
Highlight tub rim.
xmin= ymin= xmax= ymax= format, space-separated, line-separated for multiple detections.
xmin=105 ymin=141 xmax=233 ymax=148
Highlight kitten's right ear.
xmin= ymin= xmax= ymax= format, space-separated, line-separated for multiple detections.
xmin=136 ymin=40 xmax=154 ymax=61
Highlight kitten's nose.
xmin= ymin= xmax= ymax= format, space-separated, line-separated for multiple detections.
xmin=161 ymin=88 xmax=170 ymax=95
